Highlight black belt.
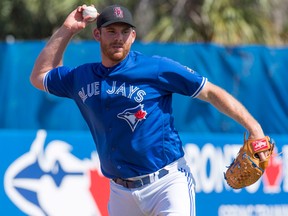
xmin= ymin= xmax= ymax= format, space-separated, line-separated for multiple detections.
xmin=113 ymin=168 xmax=169 ymax=189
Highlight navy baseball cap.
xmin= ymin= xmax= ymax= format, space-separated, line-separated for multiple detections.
xmin=96 ymin=5 xmax=135 ymax=28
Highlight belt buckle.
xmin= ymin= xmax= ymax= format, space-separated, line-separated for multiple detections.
xmin=119 ymin=178 xmax=145 ymax=189
xmin=139 ymin=177 xmax=144 ymax=186
xmin=134 ymin=178 xmax=144 ymax=188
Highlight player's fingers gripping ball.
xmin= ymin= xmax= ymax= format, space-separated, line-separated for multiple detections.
xmin=82 ymin=6 xmax=98 ymax=22
xmin=224 ymin=133 xmax=274 ymax=189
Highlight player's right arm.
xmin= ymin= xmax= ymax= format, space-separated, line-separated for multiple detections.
xmin=30 ymin=5 xmax=93 ymax=90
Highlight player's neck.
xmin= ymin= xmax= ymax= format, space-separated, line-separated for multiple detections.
xmin=101 ymin=53 xmax=129 ymax=68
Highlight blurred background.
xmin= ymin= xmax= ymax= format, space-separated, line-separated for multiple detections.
xmin=1 ymin=0 xmax=288 ymax=44
xmin=1 ymin=0 xmax=288 ymax=216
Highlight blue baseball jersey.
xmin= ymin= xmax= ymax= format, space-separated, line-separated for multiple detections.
xmin=44 ymin=51 xmax=207 ymax=179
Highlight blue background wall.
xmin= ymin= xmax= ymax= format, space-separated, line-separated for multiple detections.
xmin=1 ymin=41 xmax=288 ymax=215
xmin=0 ymin=41 xmax=287 ymax=133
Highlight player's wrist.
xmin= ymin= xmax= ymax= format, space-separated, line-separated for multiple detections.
xmin=246 ymin=123 xmax=264 ymax=139
xmin=57 ymin=25 xmax=76 ymax=38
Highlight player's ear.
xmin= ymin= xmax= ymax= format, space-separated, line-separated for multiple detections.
xmin=131 ymin=28 xmax=136 ymax=43
xmin=93 ymin=28 xmax=100 ymax=41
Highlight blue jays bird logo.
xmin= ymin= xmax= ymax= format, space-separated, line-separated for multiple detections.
xmin=117 ymin=104 xmax=147 ymax=132
xmin=4 ymin=130 xmax=109 ymax=216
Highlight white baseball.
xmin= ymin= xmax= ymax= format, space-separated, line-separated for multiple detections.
xmin=82 ymin=6 xmax=97 ymax=22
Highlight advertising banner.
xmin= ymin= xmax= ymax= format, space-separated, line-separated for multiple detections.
xmin=180 ymin=133 xmax=288 ymax=216
xmin=1 ymin=130 xmax=287 ymax=216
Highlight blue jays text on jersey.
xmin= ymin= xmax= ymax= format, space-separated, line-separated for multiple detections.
xmin=78 ymin=81 xmax=146 ymax=103
xmin=44 ymin=51 xmax=207 ymax=179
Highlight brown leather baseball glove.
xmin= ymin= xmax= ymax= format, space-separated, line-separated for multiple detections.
xmin=224 ymin=133 xmax=274 ymax=189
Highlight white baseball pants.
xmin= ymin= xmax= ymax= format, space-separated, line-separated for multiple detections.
xmin=108 ymin=157 xmax=196 ymax=216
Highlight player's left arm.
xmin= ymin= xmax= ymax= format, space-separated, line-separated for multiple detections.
xmin=196 ymin=81 xmax=271 ymax=159
xmin=196 ymin=81 xmax=264 ymax=138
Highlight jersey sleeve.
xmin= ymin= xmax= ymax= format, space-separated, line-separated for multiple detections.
xmin=156 ymin=57 xmax=207 ymax=97
xmin=43 ymin=66 xmax=74 ymax=98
